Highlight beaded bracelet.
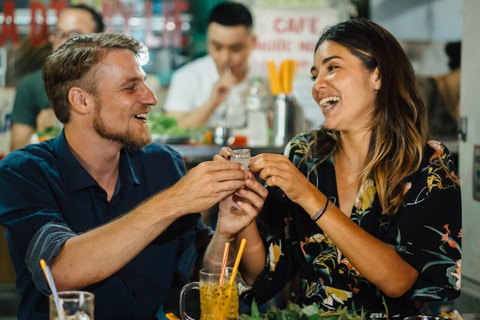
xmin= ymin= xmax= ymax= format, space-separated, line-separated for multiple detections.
xmin=311 ymin=197 xmax=337 ymax=222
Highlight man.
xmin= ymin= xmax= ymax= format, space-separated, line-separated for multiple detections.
xmin=0 ymin=33 xmax=266 ymax=319
xmin=164 ymin=2 xmax=257 ymax=128
xmin=10 ymin=4 xmax=104 ymax=150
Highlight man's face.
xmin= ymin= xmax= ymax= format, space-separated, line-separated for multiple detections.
xmin=51 ymin=8 xmax=97 ymax=50
xmin=91 ymin=49 xmax=158 ymax=149
xmin=207 ymin=22 xmax=255 ymax=78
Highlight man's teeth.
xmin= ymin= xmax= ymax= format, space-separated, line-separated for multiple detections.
xmin=319 ymin=96 xmax=340 ymax=109
xmin=134 ymin=113 xmax=148 ymax=119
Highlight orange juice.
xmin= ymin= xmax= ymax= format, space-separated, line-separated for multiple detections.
xmin=199 ymin=280 xmax=238 ymax=320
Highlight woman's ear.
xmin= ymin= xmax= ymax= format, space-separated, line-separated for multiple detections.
xmin=372 ymin=67 xmax=381 ymax=91
xmin=68 ymin=87 xmax=93 ymax=116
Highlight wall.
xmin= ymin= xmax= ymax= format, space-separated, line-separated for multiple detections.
xmin=370 ymin=0 xmax=462 ymax=42
xmin=459 ymin=0 xmax=480 ymax=302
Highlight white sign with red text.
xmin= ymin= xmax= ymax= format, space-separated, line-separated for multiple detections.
xmin=252 ymin=7 xmax=342 ymax=128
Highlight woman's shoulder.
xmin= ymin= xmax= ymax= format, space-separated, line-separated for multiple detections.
xmin=406 ymin=140 xmax=459 ymax=195
xmin=285 ymin=130 xmax=335 ymax=168
xmin=424 ymin=140 xmax=458 ymax=172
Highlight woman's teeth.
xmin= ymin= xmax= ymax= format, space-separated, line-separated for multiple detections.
xmin=319 ymin=96 xmax=340 ymax=110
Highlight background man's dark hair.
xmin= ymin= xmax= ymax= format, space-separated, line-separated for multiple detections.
xmin=208 ymin=2 xmax=253 ymax=29
xmin=70 ymin=4 xmax=105 ymax=33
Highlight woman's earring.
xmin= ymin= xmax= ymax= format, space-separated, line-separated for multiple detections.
xmin=375 ymin=85 xmax=380 ymax=90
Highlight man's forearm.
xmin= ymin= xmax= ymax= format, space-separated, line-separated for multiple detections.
xmin=50 ymin=188 xmax=183 ymax=291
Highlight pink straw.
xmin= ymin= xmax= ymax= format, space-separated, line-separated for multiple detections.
xmin=219 ymin=242 xmax=230 ymax=286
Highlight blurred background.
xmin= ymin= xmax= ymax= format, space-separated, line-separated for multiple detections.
xmin=1 ymin=0 xmax=479 ymax=319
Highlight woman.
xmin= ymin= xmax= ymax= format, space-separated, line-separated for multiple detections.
xmin=216 ymin=18 xmax=461 ymax=316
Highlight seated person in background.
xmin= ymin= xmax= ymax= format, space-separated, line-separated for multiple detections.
xmin=10 ymin=4 xmax=104 ymax=151
xmin=164 ymin=2 xmax=256 ymax=129
xmin=0 ymin=33 xmax=266 ymax=320
xmin=217 ymin=18 xmax=461 ymax=317
xmin=418 ymin=41 xmax=461 ymax=138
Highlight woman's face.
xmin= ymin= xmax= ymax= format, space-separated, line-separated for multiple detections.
xmin=311 ymin=40 xmax=380 ymax=134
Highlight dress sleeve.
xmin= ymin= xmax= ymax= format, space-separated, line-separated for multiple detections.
xmin=0 ymin=156 xmax=75 ymax=295
xmin=382 ymin=142 xmax=461 ymax=301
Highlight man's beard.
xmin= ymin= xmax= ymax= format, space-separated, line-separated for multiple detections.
xmin=93 ymin=103 xmax=152 ymax=149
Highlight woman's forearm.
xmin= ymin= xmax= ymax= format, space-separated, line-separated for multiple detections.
xmin=238 ymin=221 xmax=266 ymax=285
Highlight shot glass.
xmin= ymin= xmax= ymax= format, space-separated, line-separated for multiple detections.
xmin=230 ymin=149 xmax=250 ymax=171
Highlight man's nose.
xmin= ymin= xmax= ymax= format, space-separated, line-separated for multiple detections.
xmin=140 ymin=84 xmax=158 ymax=106
xmin=219 ymin=49 xmax=231 ymax=68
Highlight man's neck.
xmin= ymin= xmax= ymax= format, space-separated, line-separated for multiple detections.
xmin=64 ymin=125 xmax=121 ymax=194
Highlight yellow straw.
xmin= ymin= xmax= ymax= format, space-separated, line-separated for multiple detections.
xmin=166 ymin=313 xmax=180 ymax=320
xmin=219 ymin=242 xmax=230 ymax=286
xmin=267 ymin=61 xmax=282 ymax=95
xmin=39 ymin=259 xmax=49 ymax=284
xmin=229 ymin=238 xmax=246 ymax=285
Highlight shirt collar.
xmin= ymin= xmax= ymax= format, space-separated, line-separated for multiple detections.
xmin=54 ymin=130 xmax=140 ymax=193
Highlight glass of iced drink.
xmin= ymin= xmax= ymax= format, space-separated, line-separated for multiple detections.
xmin=180 ymin=267 xmax=238 ymax=320
xmin=230 ymin=149 xmax=250 ymax=171
xmin=49 ymin=291 xmax=94 ymax=320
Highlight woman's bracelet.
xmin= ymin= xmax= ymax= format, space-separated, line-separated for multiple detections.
xmin=311 ymin=196 xmax=337 ymax=222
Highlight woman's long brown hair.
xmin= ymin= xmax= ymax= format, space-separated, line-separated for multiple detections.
xmin=309 ymin=18 xmax=428 ymax=214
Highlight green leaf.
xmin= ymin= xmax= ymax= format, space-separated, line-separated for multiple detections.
xmin=251 ymin=298 xmax=261 ymax=318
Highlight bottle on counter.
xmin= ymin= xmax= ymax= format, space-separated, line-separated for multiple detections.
xmin=245 ymin=77 xmax=270 ymax=147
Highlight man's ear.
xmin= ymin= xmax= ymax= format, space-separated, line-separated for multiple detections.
xmin=68 ymin=87 xmax=94 ymax=116
xmin=250 ymin=34 xmax=257 ymax=47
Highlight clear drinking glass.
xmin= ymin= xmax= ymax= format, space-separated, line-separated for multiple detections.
xmin=180 ymin=267 xmax=239 ymax=320
xmin=230 ymin=149 xmax=250 ymax=171
xmin=49 ymin=291 xmax=94 ymax=320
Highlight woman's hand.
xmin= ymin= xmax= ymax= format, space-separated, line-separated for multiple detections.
xmin=249 ymin=153 xmax=317 ymax=205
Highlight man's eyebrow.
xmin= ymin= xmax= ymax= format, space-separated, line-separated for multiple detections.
xmin=322 ymin=55 xmax=342 ymax=64
xmin=119 ymin=77 xmax=144 ymax=87
xmin=210 ymin=40 xmax=243 ymax=48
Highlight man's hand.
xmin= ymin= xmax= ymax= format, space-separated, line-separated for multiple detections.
xmin=209 ymin=73 xmax=236 ymax=107
xmin=167 ymin=161 xmax=247 ymax=215
xmin=213 ymin=148 xmax=268 ymax=237
xmin=216 ymin=171 xmax=267 ymax=237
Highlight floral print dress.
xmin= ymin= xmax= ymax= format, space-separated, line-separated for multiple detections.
xmin=242 ymin=132 xmax=461 ymax=317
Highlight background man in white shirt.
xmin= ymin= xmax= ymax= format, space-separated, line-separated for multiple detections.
xmin=164 ymin=2 xmax=256 ymax=129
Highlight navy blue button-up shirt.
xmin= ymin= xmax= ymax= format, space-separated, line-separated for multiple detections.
xmin=0 ymin=131 xmax=211 ymax=319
